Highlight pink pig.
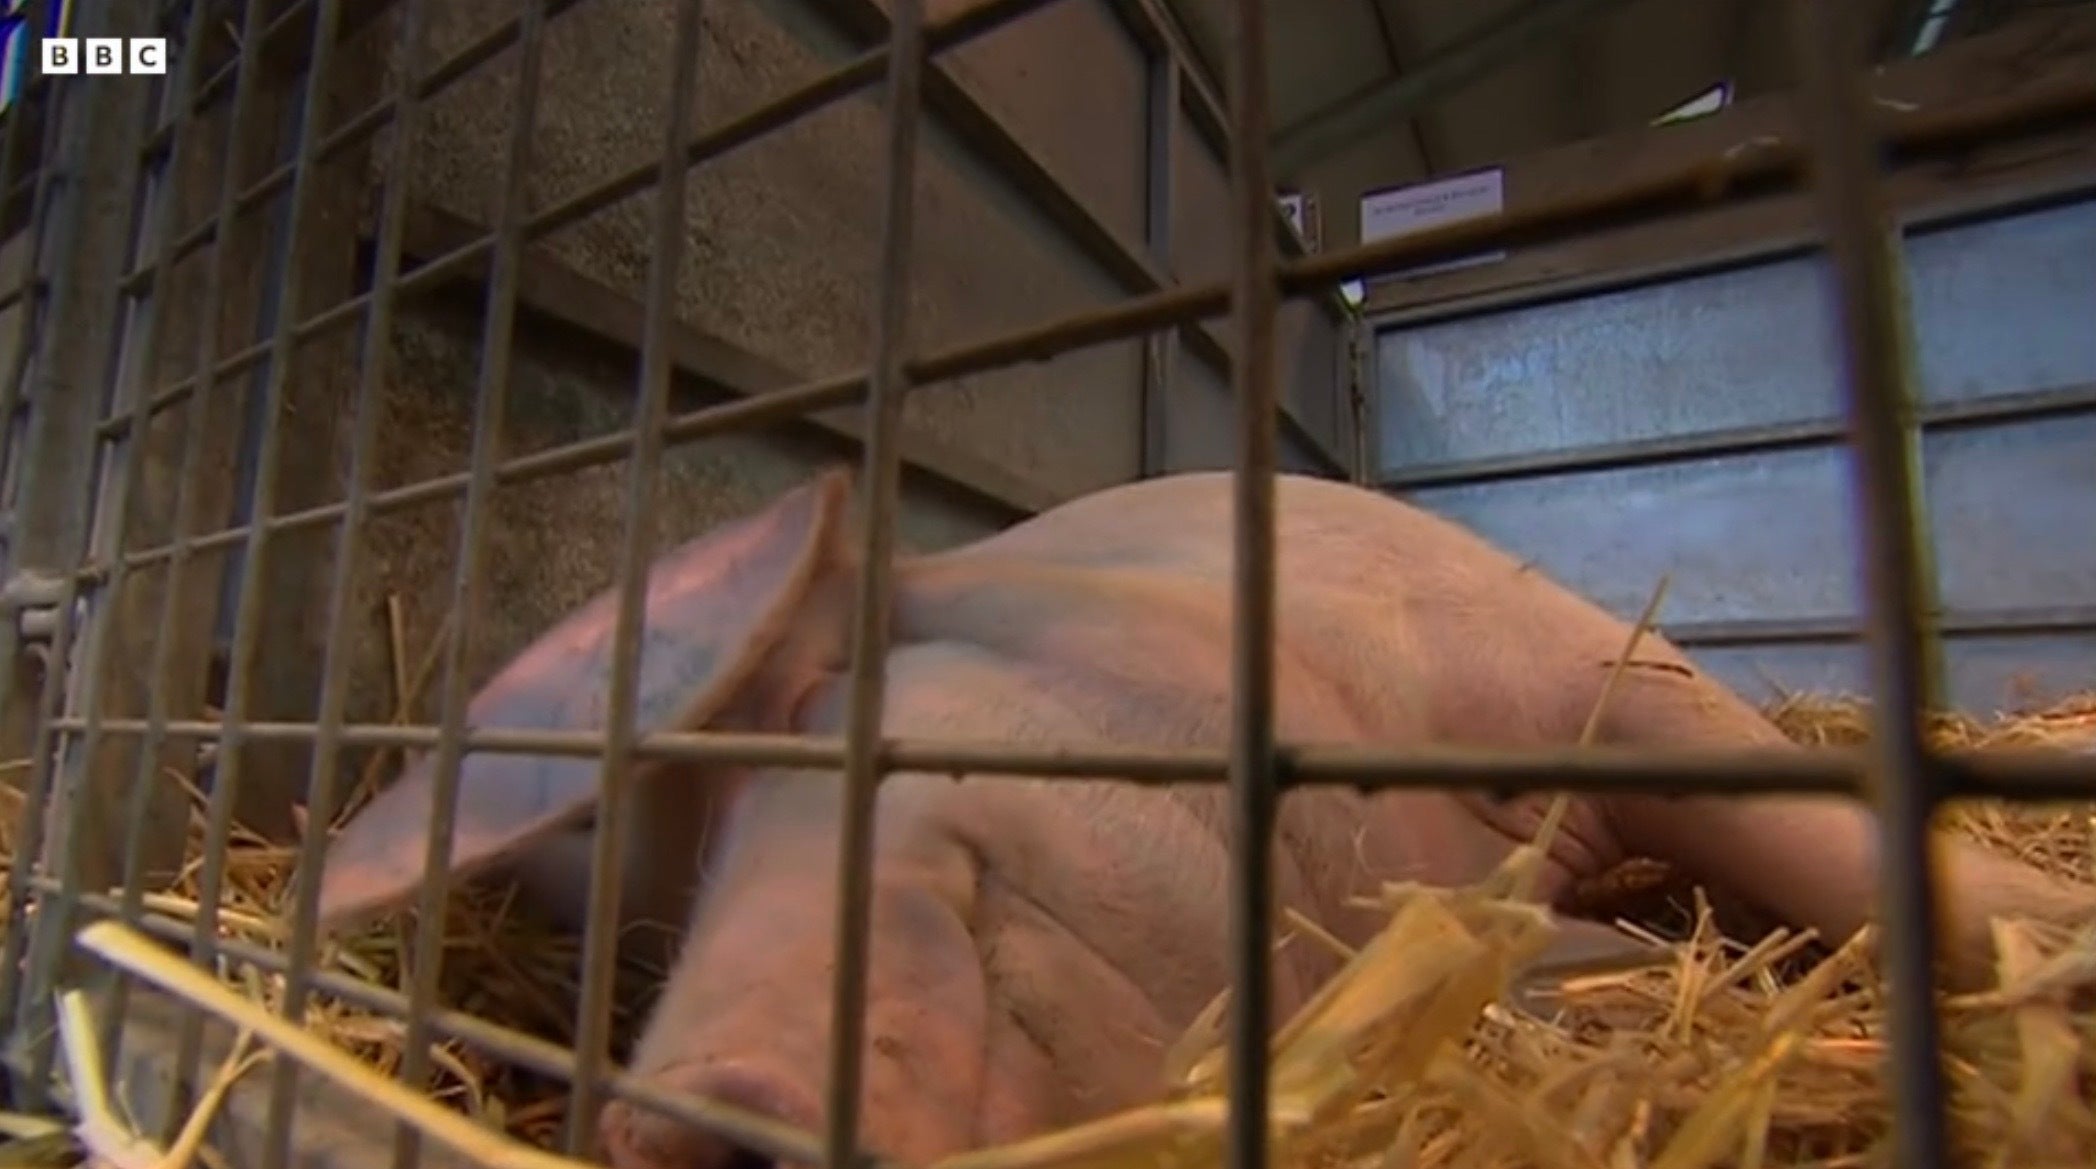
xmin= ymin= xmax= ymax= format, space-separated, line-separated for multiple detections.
xmin=311 ymin=468 xmax=2096 ymax=1169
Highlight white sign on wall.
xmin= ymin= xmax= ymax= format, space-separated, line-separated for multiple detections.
xmin=1357 ymin=166 xmax=1507 ymax=285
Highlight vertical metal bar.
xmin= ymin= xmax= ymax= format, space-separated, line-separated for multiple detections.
xmin=823 ymin=0 xmax=925 ymax=1165
xmin=0 ymin=0 xmax=151 ymax=1062
xmin=391 ymin=3 xmax=549 ymax=1169
xmin=259 ymin=0 xmax=432 ymax=1166
xmin=1788 ymin=3 xmax=1951 ymax=1168
xmin=1223 ymin=4 xmax=1279 ymax=1169
xmin=186 ymin=0 xmax=346 ymax=996
xmin=86 ymin=0 xmax=269 ymax=1132
xmin=1138 ymin=50 xmax=1178 ymax=477
xmin=94 ymin=0 xmax=232 ymax=1073
xmin=0 ymin=0 xmax=47 ymax=485
xmin=563 ymin=0 xmax=705 ymax=1152
xmin=18 ymin=0 xmax=193 ymax=1091
xmin=0 ymin=0 xmax=62 ymax=1038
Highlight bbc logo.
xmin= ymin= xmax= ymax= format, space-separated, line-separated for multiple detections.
xmin=40 ymin=37 xmax=167 ymax=76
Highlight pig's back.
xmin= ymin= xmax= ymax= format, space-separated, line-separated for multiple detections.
xmin=937 ymin=472 xmax=1714 ymax=747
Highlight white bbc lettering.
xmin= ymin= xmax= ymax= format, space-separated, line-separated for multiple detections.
xmin=85 ymin=37 xmax=121 ymax=74
xmin=129 ymin=37 xmax=165 ymax=75
xmin=35 ymin=36 xmax=178 ymax=77
xmin=40 ymin=36 xmax=76 ymax=74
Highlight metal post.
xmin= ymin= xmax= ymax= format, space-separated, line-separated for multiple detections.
xmin=824 ymin=1 xmax=925 ymax=1166
xmin=564 ymin=0 xmax=706 ymax=1153
xmin=1223 ymin=3 xmax=1280 ymax=1169
xmin=389 ymin=4 xmax=552 ymax=1169
xmin=0 ymin=0 xmax=156 ymax=1095
xmin=259 ymin=0 xmax=438 ymax=1166
xmin=1790 ymin=2 xmax=1953 ymax=1167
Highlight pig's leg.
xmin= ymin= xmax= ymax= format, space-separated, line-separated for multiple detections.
xmin=1592 ymin=669 xmax=2096 ymax=990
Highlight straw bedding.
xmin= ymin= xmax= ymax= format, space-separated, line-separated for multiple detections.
xmin=2 ymin=692 xmax=2092 ymax=1169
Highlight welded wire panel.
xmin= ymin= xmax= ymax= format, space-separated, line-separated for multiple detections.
xmin=0 ymin=5 xmax=2093 ymax=1169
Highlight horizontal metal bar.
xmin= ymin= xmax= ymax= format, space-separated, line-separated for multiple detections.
xmin=39 ymin=716 xmax=2096 ymax=800
xmin=1666 ymin=605 xmax=2096 ymax=648
xmin=800 ymin=0 xmax=1343 ymax=477
xmin=1270 ymin=0 xmax=1634 ymax=175
xmin=89 ymin=71 xmax=2096 ymax=576
xmin=1359 ymin=30 xmax=2096 ymax=331
xmin=116 ymin=0 xmax=1052 ymax=329
xmin=1380 ymin=378 xmax=2096 ymax=490
xmin=43 ymin=887 xmax=864 ymax=1169
xmin=147 ymin=0 xmax=535 ymax=162
xmin=1102 ymin=0 xmax=1349 ymax=309
xmin=394 ymin=200 xmax=1055 ymax=518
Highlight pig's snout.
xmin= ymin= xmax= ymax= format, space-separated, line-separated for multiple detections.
xmin=600 ymin=1062 xmax=821 ymax=1169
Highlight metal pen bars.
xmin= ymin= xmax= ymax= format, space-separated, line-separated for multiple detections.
xmin=0 ymin=7 xmax=2087 ymax=1169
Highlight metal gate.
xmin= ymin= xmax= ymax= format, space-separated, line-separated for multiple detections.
xmin=0 ymin=4 xmax=2091 ymax=1169
xmin=1370 ymin=195 xmax=2096 ymax=714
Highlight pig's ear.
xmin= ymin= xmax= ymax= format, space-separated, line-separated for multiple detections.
xmin=312 ymin=468 xmax=856 ymax=930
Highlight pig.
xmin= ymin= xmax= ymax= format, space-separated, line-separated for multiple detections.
xmin=309 ymin=467 xmax=2096 ymax=1169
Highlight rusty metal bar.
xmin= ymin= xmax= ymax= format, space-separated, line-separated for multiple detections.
xmin=137 ymin=0 xmax=585 ymax=285
xmin=41 ymin=884 xmax=860 ymax=1169
xmin=802 ymin=0 xmax=1343 ymax=478
xmin=0 ymin=0 xmax=50 ymax=488
xmin=108 ymin=0 xmax=1062 ymax=424
xmin=825 ymin=1 xmax=928 ymax=1166
xmin=1222 ymin=0 xmax=1280 ymax=1165
xmin=85 ymin=67 xmax=2096 ymax=584
xmin=256 ymin=0 xmax=436 ymax=1166
xmin=389 ymin=4 xmax=550 ymax=1169
xmin=0 ymin=0 xmax=156 ymax=1084
xmin=0 ymin=0 xmax=67 ymax=1039
xmin=18 ymin=0 xmax=216 ymax=1095
xmin=563 ymin=0 xmax=706 ymax=1151
xmin=41 ymin=714 xmax=2096 ymax=800
xmin=102 ymin=68 xmax=2096 ymax=448
xmin=92 ymin=0 xmax=245 ymax=1086
xmin=171 ymin=0 xmax=352 ymax=1137
xmin=1789 ymin=1 xmax=1953 ymax=1164
xmin=114 ymin=0 xmax=280 ymax=1131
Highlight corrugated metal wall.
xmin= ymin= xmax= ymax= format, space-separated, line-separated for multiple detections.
xmin=1370 ymin=195 xmax=2096 ymax=714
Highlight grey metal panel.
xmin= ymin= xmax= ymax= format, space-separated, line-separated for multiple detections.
xmin=1404 ymin=445 xmax=1861 ymax=628
xmin=1278 ymin=297 xmax=1344 ymax=456
xmin=1923 ymin=412 xmax=2096 ymax=614
xmin=1160 ymin=336 xmax=1235 ymax=474
xmin=1171 ymin=113 xmax=1348 ymax=463
xmin=1154 ymin=335 xmax=1325 ymax=475
xmin=946 ymin=0 xmax=1149 ymax=246
xmin=1374 ymin=254 xmax=1845 ymax=475
xmin=1907 ymin=197 xmax=2096 ymax=404
xmin=1280 ymin=424 xmax=1327 ymax=476
xmin=1690 ymin=633 xmax=2096 ymax=717
xmin=1686 ymin=642 xmax=1869 ymax=707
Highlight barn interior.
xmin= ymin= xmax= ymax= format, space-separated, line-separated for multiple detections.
xmin=0 ymin=0 xmax=2091 ymax=1168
